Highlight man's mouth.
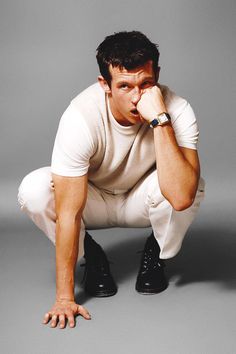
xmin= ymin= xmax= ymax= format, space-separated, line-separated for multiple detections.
xmin=130 ymin=108 xmax=139 ymax=116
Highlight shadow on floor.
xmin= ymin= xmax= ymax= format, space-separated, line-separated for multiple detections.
xmin=75 ymin=225 xmax=236 ymax=294
xmin=4 ymin=220 xmax=236 ymax=308
xmin=167 ymin=226 xmax=236 ymax=289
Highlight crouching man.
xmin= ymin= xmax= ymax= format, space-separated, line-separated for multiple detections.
xmin=18 ymin=31 xmax=205 ymax=329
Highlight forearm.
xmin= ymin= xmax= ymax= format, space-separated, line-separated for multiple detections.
xmin=153 ymin=124 xmax=199 ymax=210
xmin=55 ymin=214 xmax=82 ymax=301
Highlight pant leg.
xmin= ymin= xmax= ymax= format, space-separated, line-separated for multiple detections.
xmin=120 ymin=170 xmax=205 ymax=259
xmin=18 ymin=167 xmax=58 ymax=244
xmin=18 ymin=167 xmax=205 ymax=259
xmin=17 ymin=166 xmax=111 ymax=260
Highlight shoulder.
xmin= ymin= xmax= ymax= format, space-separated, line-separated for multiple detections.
xmin=56 ymin=82 xmax=106 ymax=139
xmin=69 ymin=82 xmax=106 ymax=131
xmin=159 ymin=84 xmax=190 ymax=119
xmin=71 ymin=82 xmax=105 ymax=111
xmin=160 ymin=85 xmax=199 ymax=149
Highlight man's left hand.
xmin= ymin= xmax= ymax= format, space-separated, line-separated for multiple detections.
xmin=137 ymin=86 xmax=167 ymax=123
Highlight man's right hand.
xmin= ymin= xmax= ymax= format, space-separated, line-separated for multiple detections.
xmin=43 ymin=300 xmax=91 ymax=329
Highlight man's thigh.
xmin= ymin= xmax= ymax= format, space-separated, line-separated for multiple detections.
xmin=119 ymin=170 xmax=160 ymax=227
xmin=82 ymin=184 xmax=112 ymax=229
xmin=18 ymin=166 xmax=111 ymax=230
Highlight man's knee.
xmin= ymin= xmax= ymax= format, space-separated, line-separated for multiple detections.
xmin=147 ymin=174 xmax=205 ymax=210
xmin=18 ymin=167 xmax=53 ymax=214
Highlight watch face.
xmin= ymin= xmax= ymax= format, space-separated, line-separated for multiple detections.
xmin=158 ymin=113 xmax=169 ymax=124
xmin=150 ymin=113 xmax=170 ymax=128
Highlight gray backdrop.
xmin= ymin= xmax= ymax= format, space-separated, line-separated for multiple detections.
xmin=1 ymin=0 xmax=236 ymax=353
xmin=1 ymin=0 xmax=236 ymax=189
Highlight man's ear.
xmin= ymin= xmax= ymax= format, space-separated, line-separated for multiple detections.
xmin=98 ymin=75 xmax=111 ymax=94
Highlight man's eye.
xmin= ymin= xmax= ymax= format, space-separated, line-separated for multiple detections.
xmin=142 ymin=81 xmax=153 ymax=88
xmin=120 ymin=84 xmax=129 ymax=89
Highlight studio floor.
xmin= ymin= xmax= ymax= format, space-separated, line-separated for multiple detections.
xmin=1 ymin=185 xmax=236 ymax=354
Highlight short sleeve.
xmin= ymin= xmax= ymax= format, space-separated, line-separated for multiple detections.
xmin=172 ymin=102 xmax=199 ymax=150
xmin=51 ymin=104 xmax=96 ymax=176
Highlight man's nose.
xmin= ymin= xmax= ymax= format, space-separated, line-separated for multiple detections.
xmin=131 ymin=88 xmax=142 ymax=104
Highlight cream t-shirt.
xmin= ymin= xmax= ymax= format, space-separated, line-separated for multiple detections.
xmin=51 ymin=83 xmax=199 ymax=194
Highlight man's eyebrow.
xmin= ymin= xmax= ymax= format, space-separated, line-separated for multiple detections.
xmin=116 ymin=80 xmax=131 ymax=86
xmin=141 ymin=76 xmax=155 ymax=82
xmin=116 ymin=76 xmax=155 ymax=85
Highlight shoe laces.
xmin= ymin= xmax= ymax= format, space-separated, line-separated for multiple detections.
xmin=137 ymin=248 xmax=165 ymax=274
xmin=80 ymin=260 xmax=114 ymax=283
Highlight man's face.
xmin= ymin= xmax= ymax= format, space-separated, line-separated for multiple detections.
xmin=99 ymin=61 xmax=159 ymax=126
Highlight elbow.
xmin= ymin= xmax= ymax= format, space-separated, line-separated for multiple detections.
xmin=161 ymin=191 xmax=195 ymax=211
xmin=166 ymin=192 xmax=195 ymax=211
xmin=171 ymin=198 xmax=194 ymax=211
xmin=161 ymin=183 xmax=198 ymax=211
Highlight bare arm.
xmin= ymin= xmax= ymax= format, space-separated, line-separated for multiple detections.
xmin=43 ymin=173 xmax=91 ymax=329
xmin=137 ymin=86 xmax=200 ymax=211
xmin=153 ymin=125 xmax=200 ymax=210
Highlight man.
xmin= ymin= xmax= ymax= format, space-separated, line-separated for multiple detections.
xmin=18 ymin=31 xmax=205 ymax=329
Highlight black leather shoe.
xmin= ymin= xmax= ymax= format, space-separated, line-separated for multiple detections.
xmin=135 ymin=232 xmax=168 ymax=294
xmin=82 ymin=232 xmax=117 ymax=297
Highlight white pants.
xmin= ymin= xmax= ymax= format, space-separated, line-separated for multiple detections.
xmin=18 ymin=167 xmax=205 ymax=260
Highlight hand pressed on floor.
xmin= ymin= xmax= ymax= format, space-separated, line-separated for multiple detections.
xmin=43 ymin=300 xmax=91 ymax=329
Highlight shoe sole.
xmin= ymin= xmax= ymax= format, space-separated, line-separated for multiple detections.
xmin=135 ymin=284 xmax=168 ymax=295
xmin=85 ymin=289 xmax=118 ymax=297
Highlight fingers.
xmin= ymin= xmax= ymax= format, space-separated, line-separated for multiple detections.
xmin=78 ymin=305 xmax=91 ymax=320
xmin=67 ymin=314 xmax=75 ymax=328
xmin=43 ymin=312 xmax=50 ymax=324
xmin=59 ymin=314 xmax=65 ymax=329
xmin=43 ymin=312 xmax=73 ymax=329
xmin=42 ymin=303 xmax=91 ymax=328
xmin=50 ymin=315 xmax=58 ymax=328
xmin=42 ymin=313 xmax=59 ymax=328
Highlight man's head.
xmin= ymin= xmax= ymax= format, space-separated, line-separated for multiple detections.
xmin=96 ymin=31 xmax=161 ymax=126
xmin=96 ymin=31 xmax=160 ymax=87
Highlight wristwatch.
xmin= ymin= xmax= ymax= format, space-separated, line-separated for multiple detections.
xmin=149 ymin=112 xmax=171 ymax=128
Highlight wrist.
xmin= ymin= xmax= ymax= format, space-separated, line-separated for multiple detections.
xmin=147 ymin=107 xmax=167 ymax=122
xmin=56 ymin=281 xmax=75 ymax=302
xmin=149 ymin=112 xmax=171 ymax=128
xmin=56 ymin=294 xmax=75 ymax=302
